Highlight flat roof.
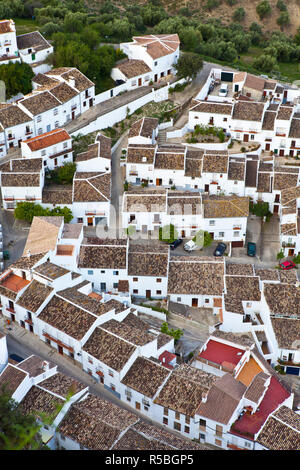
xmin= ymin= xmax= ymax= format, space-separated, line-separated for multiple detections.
xmin=199 ymin=339 xmax=245 ymax=369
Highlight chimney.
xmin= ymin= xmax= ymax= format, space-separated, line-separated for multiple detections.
xmin=68 ymin=77 xmax=76 ymax=88
xmin=202 ymin=392 xmax=208 ymax=403
xmin=26 ymin=249 xmax=31 ymax=258
xmin=42 ymin=361 xmax=49 ymax=371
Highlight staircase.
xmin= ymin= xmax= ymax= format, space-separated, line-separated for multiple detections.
xmin=157 ymin=129 xmax=167 ymax=146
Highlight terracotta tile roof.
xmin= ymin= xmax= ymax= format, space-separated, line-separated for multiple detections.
xmin=116 ymin=59 xmax=151 ymax=78
xmin=154 ymin=364 xmax=217 ymax=416
xmin=78 ymin=243 xmax=127 ymax=269
xmin=167 ymin=192 xmax=201 ymax=215
xmin=33 ymin=73 xmax=59 ymax=88
xmin=17 ymin=280 xmax=53 ymax=313
xmin=202 ymin=153 xmax=228 ymax=174
xmin=278 ymin=269 xmax=298 ymax=284
xmin=259 ymin=161 xmax=273 ymax=172
xmin=244 ymin=74 xmax=265 ymax=92
xmin=271 ymin=317 xmax=300 ymax=349
xmin=25 ymin=129 xmax=70 ymax=151
xmin=19 ymin=385 xmax=64 ymax=420
xmin=203 ymin=195 xmax=249 ymax=218
xmin=1 ymin=173 xmax=40 ymax=187
xmin=197 ymin=373 xmax=246 ymax=424
xmin=76 ymin=143 xmax=99 ymax=162
xmin=96 ymin=133 xmax=111 ymax=159
xmin=184 ymin=150 xmax=203 ymax=177
xmin=132 ymin=421 xmax=208 ymax=450
xmin=227 ymin=160 xmax=245 ymax=181
xmin=224 ymin=296 xmax=244 ymax=314
xmin=132 ymin=34 xmax=180 ymax=59
xmin=281 ymin=222 xmax=297 ymax=235
xmin=226 ymin=275 xmax=261 ymax=301
xmin=257 ymin=409 xmax=300 ymax=450
xmin=211 ymin=330 xmax=254 ymax=348
xmin=257 ymin=172 xmax=272 ymax=193
xmin=168 ymin=258 xmax=224 ymax=295
xmin=0 ymin=105 xmax=31 ymax=128
xmin=226 ymin=263 xmax=254 ymax=276
xmin=281 ymin=185 xmax=300 ymax=206
xmin=112 ymin=428 xmax=173 ymax=450
xmin=17 ymin=356 xmax=55 ymax=377
xmin=277 ymin=105 xmax=293 ymax=121
xmin=232 ymin=101 xmax=265 ymax=121
xmin=273 ymin=405 xmax=300 ymax=431
xmin=42 ymin=187 xmax=72 ymax=205
xmin=23 ymin=216 xmax=63 ymax=256
xmin=58 ymin=394 xmax=137 ymax=449
xmin=7 ymin=158 xmax=43 ymax=172
xmin=244 ymin=371 xmax=270 ymax=403
xmin=233 ymin=72 xmax=246 ymax=83
xmin=83 ymin=327 xmax=136 ymax=371
xmin=268 ymin=103 xmax=279 ymax=111
xmin=33 ymin=261 xmax=69 ymax=280
xmin=20 ymin=91 xmax=61 ymax=115
xmin=38 ymin=295 xmax=97 ymax=340
xmin=38 ymin=372 xmax=86 ymax=398
xmin=73 ymin=172 xmax=111 ymax=202
xmin=121 ymin=357 xmax=170 ymax=397
xmin=274 ymin=171 xmax=299 ymax=190
xmin=190 ymin=100 xmax=233 ymax=115
xmin=49 ymin=81 xmax=78 ymax=103
xmin=0 ymin=20 xmax=14 ymax=34
xmin=154 ymin=149 xmax=185 ymax=170
xmin=264 ymin=80 xmax=276 ymax=90
xmin=127 ymin=144 xmax=156 ymax=164
xmin=0 ymin=364 xmax=27 ymax=396
xmin=10 ymin=253 xmax=46 ymax=271
xmin=47 ymin=68 xmax=94 ymax=91
xmin=61 ymin=223 xmax=82 ymax=239
xmin=289 ymin=117 xmax=300 ymax=138
xmin=101 ymin=318 xmax=156 ymax=347
xmin=17 ymin=31 xmax=51 ymax=52
xmin=254 ymin=268 xmax=279 ymax=281
xmin=128 ymin=242 xmax=168 ymax=277
xmin=124 ymin=188 xmax=166 ymax=212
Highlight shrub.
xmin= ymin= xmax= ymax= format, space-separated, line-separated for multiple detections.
xmin=276 ymin=250 xmax=284 ymax=260
xmin=14 ymin=202 xmax=73 ymax=224
xmin=233 ymin=7 xmax=246 ymax=22
xmin=256 ymin=0 xmax=272 ymax=19
xmin=293 ymin=254 xmax=300 ymax=265
xmin=124 ymin=180 xmax=129 ymax=191
xmin=159 ymin=224 xmax=178 ymax=243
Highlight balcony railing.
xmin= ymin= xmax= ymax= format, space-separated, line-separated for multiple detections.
xmin=6 ymin=307 xmax=16 ymax=314
xmin=282 ymin=242 xmax=296 ymax=248
xmin=129 ymin=171 xmax=138 ymax=176
xmin=4 ymin=197 xmax=14 ymax=201
xmin=276 ymin=132 xmax=286 ymax=137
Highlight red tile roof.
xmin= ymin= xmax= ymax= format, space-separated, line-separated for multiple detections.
xmin=199 ymin=339 xmax=245 ymax=368
xmin=231 ymin=376 xmax=290 ymax=439
xmin=159 ymin=350 xmax=176 ymax=369
xmin=24 ymin=128 xmax=71 ymax=151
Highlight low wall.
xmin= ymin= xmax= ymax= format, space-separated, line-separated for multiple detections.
xmin=131 ymin=303 xmax=167 ymax=321
xmin=94 ymin=82 xmax=128 ymax=105
xmin=158 ymin=120 xmax=173 ymax=130
xmin=182 ymin=141 xmax=229 ymax=150
xmin=166 ymin=123 xmax=190 ymax=139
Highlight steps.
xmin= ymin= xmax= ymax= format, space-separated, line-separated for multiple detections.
xmin=157 ymin=129 xmax=166 ymax=146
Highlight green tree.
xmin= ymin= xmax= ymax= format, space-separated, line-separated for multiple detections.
xmin=160 ymin=322 xmax=183 ymax=343
xmin=253 ymin=54 xmax=278 ymax=73
xmin=277 ymin=11 xmax=290 ymax=27
xmin=276 ymin=0 xmax=287 ymax=11
xmin=0 ymin=62 xmax=34 ymax=99
xmin=256 ymin=1 xmax=272 ymax=20
xmin=174 ymin=52 xmax=203 ymax=80
xmin=277 ymin=250 xmax=284 ymax=260
xmin=233 ymin=7 xmax=246 ymax=22
xmin=250 ymin=201 xmax=272 ymax=219
xmin=14 ymin=202 xmax=73 ymax=224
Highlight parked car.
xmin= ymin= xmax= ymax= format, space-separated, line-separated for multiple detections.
xmin=184 ymin=240 xmax=200 ymax=252
xmin=169 ymin=239 xmax=182 ymax=250
xmin=247 ymin=242 xmax=256 ymax=257
xmin=219 ymin=83 xmax=228 ymax=97
xmin=279 ymin=261 xmax=296 ymax=270
xmin=214 ymin=243 xmax=227 ymax=256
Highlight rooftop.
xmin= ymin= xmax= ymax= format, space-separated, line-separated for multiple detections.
xmin=202 ymin=195 xmax=249 ymax=218
xmin=33 ymin=261 xmax=69 ymax=280
xmin=78 ymin=244 xmax=127 ymax=270
xmin=131 ymin=34 xmax=180 ymax=59
xmin=23 ymin=216 xmax=63 ymax=256
xmin=232 ymin=101 xmax=265 ymax=122
xmin=271 ymin=317 xmax=300 ymax=350
xmin=199 ymin=339 xmax=245 ymax=370
xmin=121 ymin=357 xmax=170 ymax=398
xmin=24 ymin=128 xmax=70 ymax=151
xmin=38 ymin=371 xmax=86 ymax=398
xmin=116 ymin=59 xmax=151 ymax=79
xmin=264 ymin=284 xmax=300 ymax=318
xmin=0 ymin=364 xmax=27 ymax=396
xmin=17 ymin=31 xmax=51 ymax=52
xmin=17 ymin=280 xmax=53 ymax=313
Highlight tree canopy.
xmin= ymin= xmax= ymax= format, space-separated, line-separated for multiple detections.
xmin=14 ymin=202 xmax=73 ymax=224
xmin=174 ymin=52 xmax=203 ymax=80
xmin=0 ymin=62 xmax=34 ymax=99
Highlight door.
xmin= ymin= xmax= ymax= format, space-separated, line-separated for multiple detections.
xmin=29 ymin=324 xmax=34 ymax=333
xmin=31 ymin=53 xmax=36 ymax=61
xmin=288 ymin=249 xmax=294 ymax=256
xmin=232 ymin=241 xmax=244 ymax=248
xmin=209 ymin=232 xmax=214 ymax=239
xmin=146 ymin=290 xmax=151 ymax=299
xmin=273 ymin=204 xmax=279 ymax=214
xmin=279 ymin=149 xmax=284 ymax=156
xmin=265 ymin=143 xmax=270 ymax=151
xmin=135 ymin=402 xmax=141 ymax=410
xmin=87 ymin=217 xmax=93 ymax=226
xmin=54 ymin=158 xmax=57 ymax=166
xmin=154 ymin=74 xmax=158 ymax=82
xmin=234 ymin=84 xmax=239 ymax=92
xmin=181 ymin=230 xmax=185 ymax=238
xmin=18 ymin=139 xmax=22 ymax=148
xmin=205 ymin=184 xmax=209 ymax=193
xmin=156 ymin=178 xmax=162 ymax=186
xmin=58 ymin=345 xmax=63 ymax=355
xmin=89 ymin=98 xmax=93 ymax=107
xmin=290 ymin=150 xmax=294 ymax=157
xmin=46 ymin=124 xmax=51 ymax=132
xmin=20 ymin=321 xmax=25 ymax=329
xmin=138 ymin=78 xmax=142 ymax=86
xmin=192 ymin=298 xmax=198 ymax=307
xmin=243 ymin=134 xmax=249 ymax=142
xmin=100 ymin=283 xmax=106 ymax=292
xmin=11 ymin=314 xmax=15 ymax=322
xmin=72 ymin=111 xmax=75 ymax=120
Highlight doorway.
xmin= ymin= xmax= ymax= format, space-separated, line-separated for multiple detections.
xmin=146 ymin=290 xmax=151 ymax=299
xmin=192 ymin=298 xmax=198 ymax=307
xmin=87 ymin=217 xmax=93 ymax=226
xmin=138 ymin=78 xmax=142 ymax=86
xmin=243 ymin=134 xmax=249 ymax=142
xmin=58 ymin=345 xmax=63 ymax=355
xmin=89 ymin=98 xmax=93 ymax=107
xmin=72 ymin=111 xmax=75 ymax=120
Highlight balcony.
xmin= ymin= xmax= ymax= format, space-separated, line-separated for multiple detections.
xmin=71 ymin=105 xmax=77 ymax=111
xmin=43 ymin=332 xmax=74 ymax=353
xmin=129 ymin=171 xmax=138 ymax=176
xmin=25 ymin=317 xmax=33 ymax=325
xmin=4 ymin=196 xmax=14 ymax=201
xmin=276 ymin=132 xmax=286 ymax=137
xmin=7 ymin=135 xmax=15 ymax=141
xmin=25 ymin=196 xmax=36 ymax=201
xmin=25 ymin=130 xmax=33 ymax=136
xmin=6 ymin=307 xmax=16 ymax=314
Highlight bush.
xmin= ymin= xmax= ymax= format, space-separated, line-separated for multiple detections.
xmin=277 ymin=11 xmax=290 ymax=27
xmin=276 ymin=0 xmax=287 ymax=11
xmin=14 ymin=202 xmax=73 ymax=224
xmin=251 ymin=201 xmax=272 ymax=219
xmin=47 ymin=162 xmax=76 ymax=185
xmin=256 ymin=0 xmax=272 ymax=19
xmin=233 ymin=7 xmax=246 ymax=22
xmin=276 ymin=250 xmax=284 ymax=260
xmin=0 ymin=62 xmax=34 ymax=99
xmin=124 ymin=180 xmax=129 ymax=191
xmin=160 ymin=322 xmax=183 ymax=343
xmin=293 ymin=254 xmax=300 ymax=265
xmin=159 ymin=224 xmax=178 ymax=244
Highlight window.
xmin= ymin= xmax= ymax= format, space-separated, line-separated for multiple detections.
xmin=200 ymin=433 xmax=205 ymax=440
xmin=156 ymin=278 xmax=162 ymax=283
xmin=184 ymin=426 xmax=190 ymax=434
xmin=54 ymin=108 xmax=58 ymax=115
xmin=185 ymin=416 xmax=190 ymax=424
xmin=108 ymin=370 xmax=114 ymax=377
xmin=205 ymin=299 xmax=209 ymax=304
xmin=64 ymin=154 xmax=68 ymax=159
xmin=127 ymin=396 xmax=131 ymax=402
xmin=175 ymin=411 xmax=180 ymax=420
xmin=156 ymin=290 xmax=162 ymax=295
xmin=163 ymin=417 xmax=168 ymax=425
xmin=83 ymin=101 xmax=86 ymax=107
xmin=113 ymin=283 xmax=118 ymax=288
xmin=88 ymin=270 xmax=93 ymax=275
xmin=250 ymin=135 xmax=255 ymax=140
xmin=113 ymin=270 xmax=119 ymax=275
xmin=38 ymin=128 xmax=43 ymax=135
xmin=223 ymin=117 xmax=227 ymax=122
xmin=63 ymin=142 xmax=68 ymax=148
xmin=77 ymin=218 xmax=83 ymax=223
xmin=41 ymin=150 xmax=46 ymax=156
xmin=133 ymin=289 xmax=138 ymax=294
xmin=88 ymin=357 xmax=93 ymax=364
xmin=55 ymin=121 xmax=59 ymax=129
xmin=133 ymin=277 xmax=138 ymax=282
xmin=216 ymin=425 xmax=223 ymax=437
xmin=111 ymin=384 xmax=116 ymax=391
xmin=177 ymin=297 xmax=181 ymax=302
xmin=154 ymin=61 xmax=157 ymax=66
xmin=144 ymin=406 xmax=149 ymax=411
xmin=101 ymin=270 xmax=105 ymax=274
xmin=244 ymin=441 xmax=252 ymax=449
xmin=163 ymin=407 xmax=168 ymax=416
xmin=209 ymin=220 xmax=215 ymax=226
xmin=219 ymin=232 xmax=224 ymax=237
xmin=234 ymin=180 xmax=238 ymax=185
xmin=174 ymin=422 xmax=181 ymax=431
xmin=37 ymin=115 xmax=42 ymax=122
xmin=199 ymin=419 xmax=206 ymax=430
xmin=233 ymin=231 xmax=240 ymax=237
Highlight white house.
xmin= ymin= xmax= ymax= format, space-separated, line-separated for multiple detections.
xmin=16 ymin=31 xmax=53 ymax=68
xmin=0 ymin=19 xmax=20 ymax=64
xmin=75 ymin=133 xmax=111 ymax=173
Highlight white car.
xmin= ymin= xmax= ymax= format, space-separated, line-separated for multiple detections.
xmin=184 ymin=240 xmax=199 ymax=252
xmin=219 ymin=83 xmax=228 ymax=97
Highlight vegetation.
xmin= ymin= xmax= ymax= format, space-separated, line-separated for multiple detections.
xmin=256 ymin=1 xmax=272 ymax=20
xmin=250 ymin=201 xmax=272 ymax=220
xmin=276 ymin=250 xmax=285 ymax=260
xmin=72 ymin=132 xmax=96 ymax=159
xmin=192 ymin=230 xmax=212 ymax=248
xmin=159 ymin=224 xmax=178 ymax=244
xmin=186 ymin=124 xmax=226 ymax=144
xmin=0 ymin=62 xmax=34 ymax=99
xmin=293 ymin=253 xmax=300 ymax=264
xmin=46 ymin=162 xmax=76 ymax=185
xmin=14 ymin=201 xmax=73 ymax=223
xmin=233 ymin=7 xmax=245 ymax=23
xmin=160 ymin=321 xmax=183 ymax=343
xmin=174 ymin=52 xmax=203 ymax=80
xmin=140 ymin=303 xmax=169 ymax=315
